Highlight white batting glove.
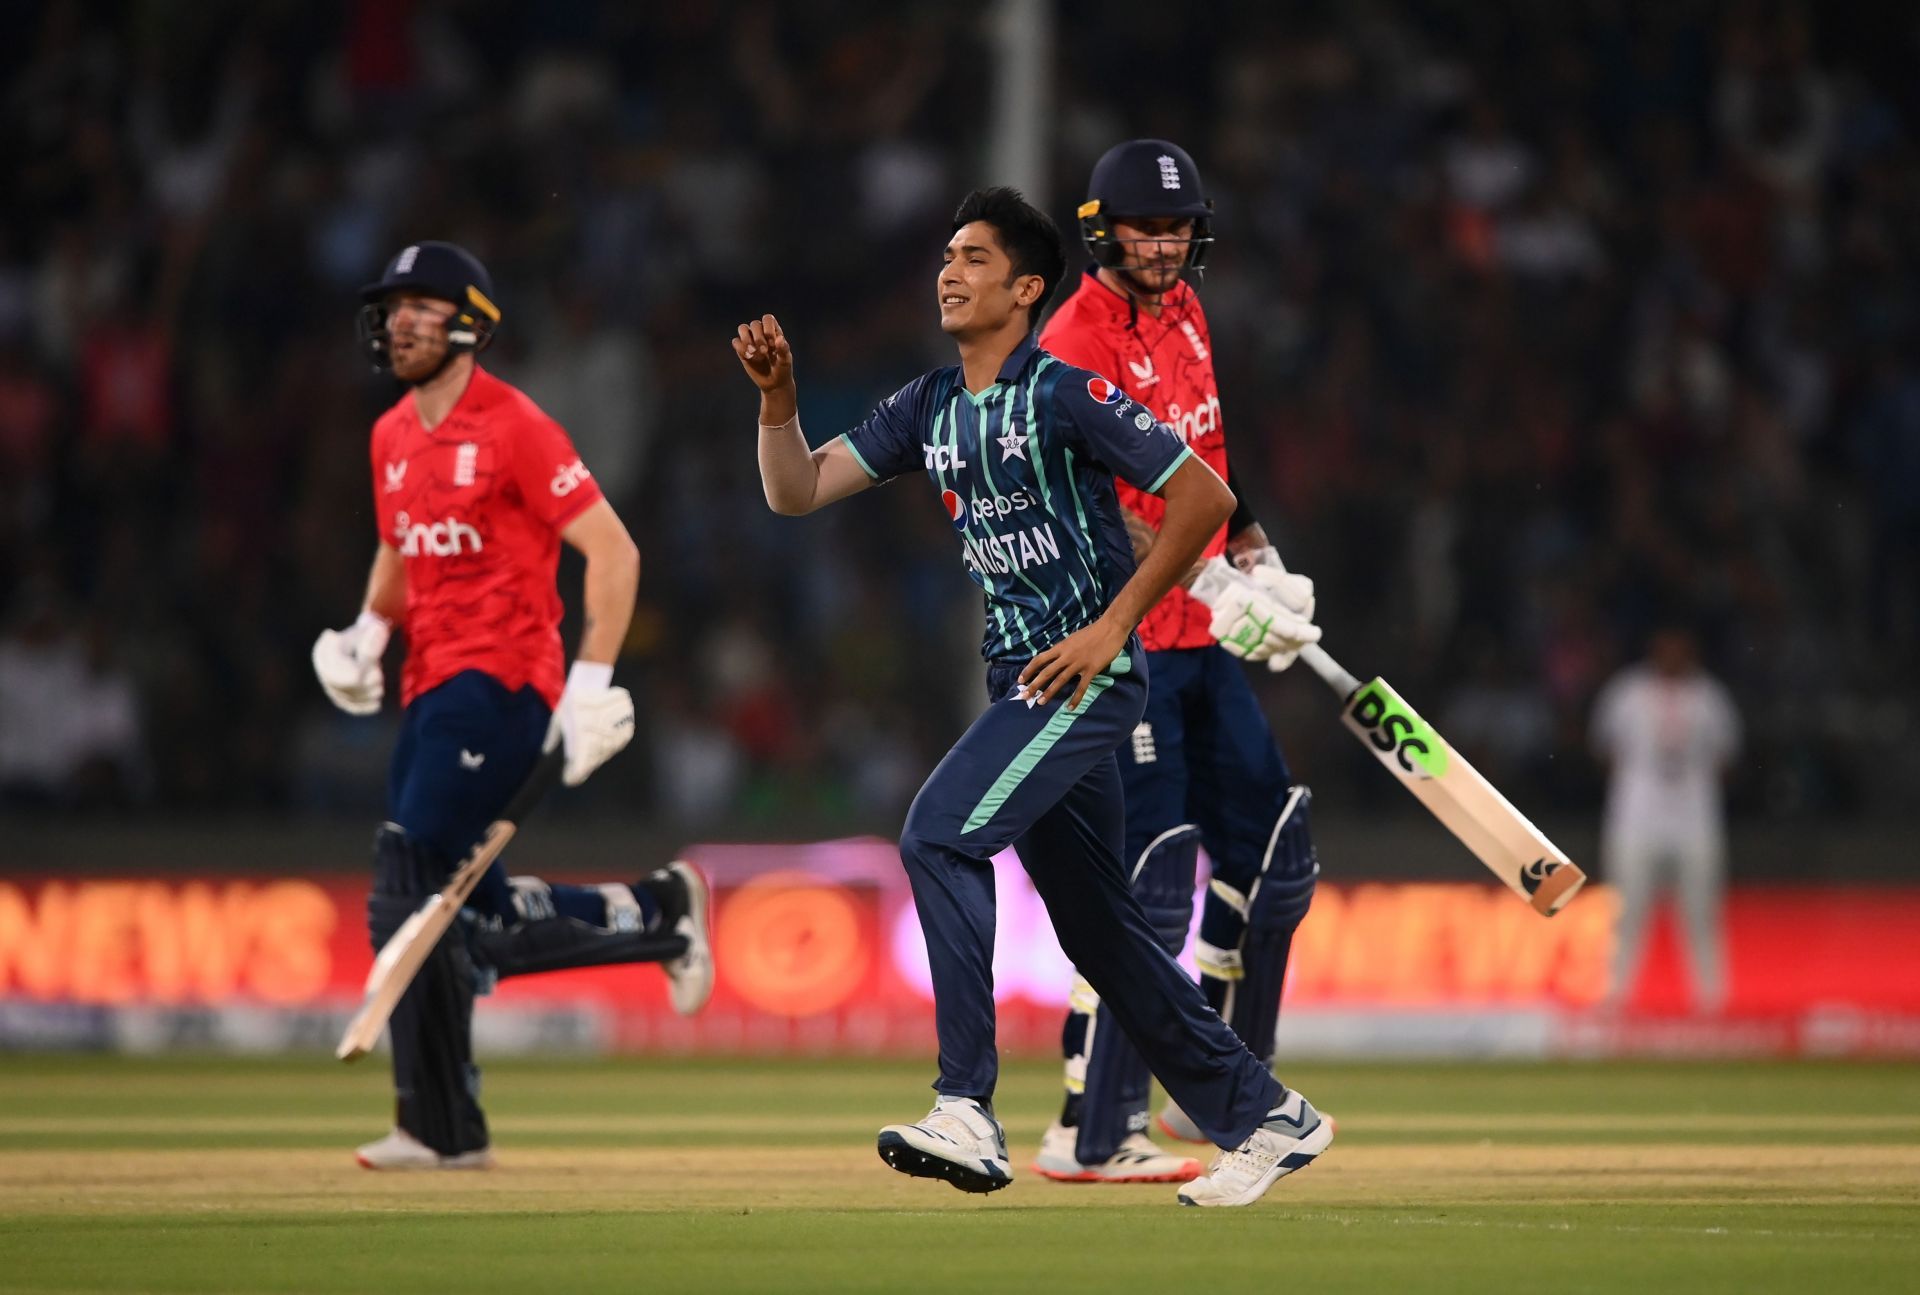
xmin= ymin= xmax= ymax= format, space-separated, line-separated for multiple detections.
xmin=1189 ymin=556 xmax=1321 ymax=666
xmin=311 ymin=611 xmax=391 ymax=715
xmin=545 ymin=661 xmax=635 ymax=786
xmin=1231 ymin=545 xmax=1318 ymax=671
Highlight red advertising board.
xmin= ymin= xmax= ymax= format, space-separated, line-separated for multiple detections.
xmin=4 ymin=841 xmax=1918 ymax=1055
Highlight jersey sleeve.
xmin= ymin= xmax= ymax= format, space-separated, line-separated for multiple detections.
xmin=839 ymin=377 xmax=926 ymax=483
xmin=511 ymin=411 xmax=604 ymax=532
xmin=1704 ymin=680 xmax=1742 ymax=764
xmin=1051 ymin=366 xmax=1191 ymax=494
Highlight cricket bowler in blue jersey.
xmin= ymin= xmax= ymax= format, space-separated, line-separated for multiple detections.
xmin=733 ymin=188 xmax=1331 ymax=1207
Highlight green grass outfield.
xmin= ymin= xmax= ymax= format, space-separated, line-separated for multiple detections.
xmin=1 ymin=1055 xmax=1915 ymax=1294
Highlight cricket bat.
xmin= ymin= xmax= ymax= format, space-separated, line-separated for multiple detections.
xmin=336 ymin=747 xmax=564 ymax=1061
xmin=1296 ymin=643 xmax=1586 ymax=916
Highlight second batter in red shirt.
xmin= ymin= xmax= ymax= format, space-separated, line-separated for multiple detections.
xmin=1040 ymin=267 xmax=1227 ymax=651
xmin=369 ymin=366 xmax=603 ymax=708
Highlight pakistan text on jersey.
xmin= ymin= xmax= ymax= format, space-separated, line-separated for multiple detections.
xmin=960 ymin=521 xmax=1062 ymax=576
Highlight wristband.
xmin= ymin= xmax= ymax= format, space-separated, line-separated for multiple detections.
xmin=567 ymin=660 xmax=615 ymax=694
xmin=354 ymin=609 xmax=391 ymax=632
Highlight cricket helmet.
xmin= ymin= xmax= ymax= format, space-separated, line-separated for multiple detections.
xmin=356 ymin=241 xmax=501 ymax=370
xmin=1078 ymin=139 xmax=1215 ymax=272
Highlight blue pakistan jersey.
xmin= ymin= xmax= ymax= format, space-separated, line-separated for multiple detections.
xmin=841 ymin=337 xmax=1193 ymax=662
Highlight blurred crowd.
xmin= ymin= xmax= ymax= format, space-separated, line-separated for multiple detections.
xmin=3 ymin=0 xmax=1917 ymax=839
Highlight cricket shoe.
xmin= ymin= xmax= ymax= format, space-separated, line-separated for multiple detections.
xmin=1175 ymin=1089 xmax=1331 ymax=1207
xmin=1156 ymin=1099 xmax=1209 ymax=1145
xmin=354 ymin=1127 xmax=494 ymax=1171
xmin=1161 ymin=1097 xmax=1340 ymax=1146
xmin=877 ymin=1097 xmax=1012 ymax=1194
xmin=1033 ymin=1122 xmax=1202 ymax=1183
xmin=652 ymin=861 xmax=713 ymax=1016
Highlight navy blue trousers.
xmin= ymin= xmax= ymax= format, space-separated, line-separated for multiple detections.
xmin=386 ymin=670 xmax=547 ymax=918
xmin=899 ymin=648 xmax=1282 ymax=1150
xmin=1124 ymin=646 xmax=1296 ymax=893
xmin=1072 ymin=645 xmax=1301 ymax=1162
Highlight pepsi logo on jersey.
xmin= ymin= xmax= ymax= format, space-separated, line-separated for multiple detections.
xmin=1087 ymin=376 xmax=1122 ymax=404
xmin=941 ymin=489 xmax=966 ymax=530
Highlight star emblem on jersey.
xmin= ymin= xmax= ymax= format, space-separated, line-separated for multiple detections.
xmin=1087 ymin=376 xmax=1121 ymax=404
xmin=997 ymin=427 xmax=1029 ymax=462
xmin=941 ymin=489 xmax=966 ymax=531
xmin=459 ymin=749 xmax=486 ymax=770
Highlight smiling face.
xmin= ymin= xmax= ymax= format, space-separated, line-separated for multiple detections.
xmin=938 ymin=221 xmax=1044 ymax=339
xmin=381 ymin=293 xmax=457 ymax=383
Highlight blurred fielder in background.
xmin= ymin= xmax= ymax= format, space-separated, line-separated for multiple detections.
xmin=734 ymin=187 xmax=1330 ymax=1208
xmin=1592 ymin=625 xmax=1741 ymax=1015
xmin=1033 ymin=140 xmax=1322 ymax=1182
xmin=313 ymin=241 xmax=713 ymax=1170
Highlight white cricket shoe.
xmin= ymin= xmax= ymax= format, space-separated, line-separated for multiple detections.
xmin=354 ymin=1127 xmax=494 ymax=1171
xmin=1033 ymin=1121 xmax=1202 ymax=1183
xmin=1156 ymin=1099 xmax=1209 ymax=1144
xmin=876 ymin=1097 xmax=1012 ymax=1193
xmin=660 ymin=861 xmax=713 ymax=1017
xmin=1176 ymin=1090 xmax=1332 ymax=1207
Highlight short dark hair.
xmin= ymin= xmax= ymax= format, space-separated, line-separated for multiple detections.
xmin=952 ymin=186 xmax=1066 ymax=327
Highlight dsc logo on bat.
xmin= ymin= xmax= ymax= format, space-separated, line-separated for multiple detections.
xmin=1345 ymin=684 xmax=1449 ymax=779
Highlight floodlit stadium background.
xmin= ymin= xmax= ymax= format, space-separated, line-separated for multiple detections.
xmin=4 ymin=0 xmax=1918 ymax=1056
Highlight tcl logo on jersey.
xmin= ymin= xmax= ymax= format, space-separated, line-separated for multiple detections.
xmin=394 ymin=511 xmax=484 ymax=557
xmin=550 ymin=459 xmax=592 ymax=496
xmin=1087 ymin=376 xmax=1122 ymax=404
xmin=941 ymin=489 xmax=966 ymax=531
xmin=1165 ymin=391 xmax=1222 ymax=444
xmin=924 ymin=444 xmax=968 ymax=471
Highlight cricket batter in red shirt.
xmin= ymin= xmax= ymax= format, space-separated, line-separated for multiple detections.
xmin=1034 ymin=142 xmax=1323 ymax=1182
xmin=312 ymin=242 xmax=712 ymax=1169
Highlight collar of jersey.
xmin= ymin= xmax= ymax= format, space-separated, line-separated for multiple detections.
xmin=1076 ymin=264 xmax=1196 ymax=322
xmin=408 ymin=365 xmax=493 ymax=437
xmin=956 ymin=336 xmax=1041 ymax=406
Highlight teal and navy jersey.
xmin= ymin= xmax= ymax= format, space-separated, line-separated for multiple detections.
xmin=841 ymin=337 xmax=1193 ymax=663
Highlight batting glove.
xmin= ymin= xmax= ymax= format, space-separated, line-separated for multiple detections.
xmin=1231 ymin=545 xmax=1318 ymax=671
xmin=1189 ymin=556 xmax=1321 ymax=667
xmin=546 ymin=661 xmax=636 ymax=786
xmin=311 ymin=611 xmax=391 ymax=715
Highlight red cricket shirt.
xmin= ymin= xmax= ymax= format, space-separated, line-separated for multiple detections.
xmin=369 ymin=366 xmax=603 ymax=708
xmin=1040 ymin=267 xmax=1228 ymax=651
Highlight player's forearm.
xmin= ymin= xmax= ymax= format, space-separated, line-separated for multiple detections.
xmin=757 ymin=389 xmax=820 ymax=515
xmin=1103 ymin=458 xmax=1233 ymax=631
xmin=362 ymin=545 xmax=405 ymax=623
xmin=576 ymin=534 xmax=639 ymax=666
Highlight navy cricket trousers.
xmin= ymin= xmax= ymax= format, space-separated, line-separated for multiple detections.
xmin=898 ymin=649 xmax=1283 ymax=1150
xmin=387 ymin=669 xmax=547 ymax=918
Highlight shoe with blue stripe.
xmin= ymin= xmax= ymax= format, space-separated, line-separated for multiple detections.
xmin=877 ymin=1097 xmax=1013 ymax=1194
xmin=1175 ymin=1089 xmax=1332 ymax=1207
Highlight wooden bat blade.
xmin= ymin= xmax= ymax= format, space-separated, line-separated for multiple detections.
xmin=1297 ymin=647 xmax=1585 ymax=916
